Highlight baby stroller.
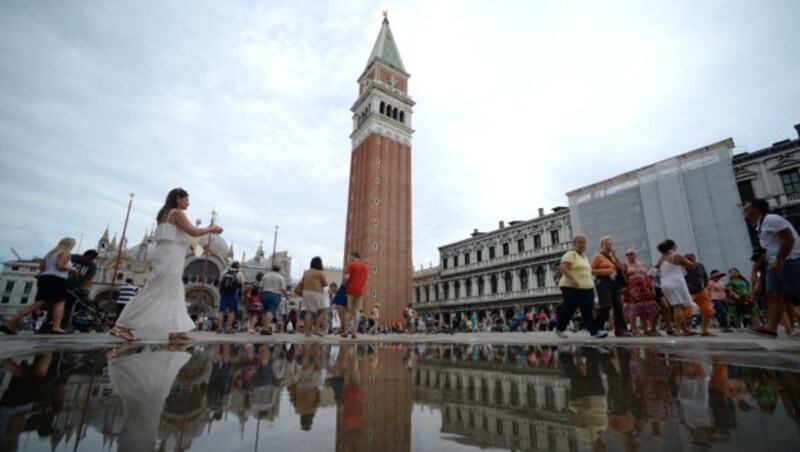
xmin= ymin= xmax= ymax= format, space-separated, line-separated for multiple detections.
xmin=65 ymin=287 xmax=108 ymax=333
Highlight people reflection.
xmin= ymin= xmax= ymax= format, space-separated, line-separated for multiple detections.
xmin=0 ymin=354 xmax=53 ymax=451
xmin=208 ymin=344 xmax=234 ymax=418
xmin=289 ymin=344 xmax=322 ymax=431
xmin=558 ymin=347 xmax=609 ymax=450
xmin=108 ymin=347 xmax=191 ymax=451
xmin=338 ymin=344 xmax=364 ymax=440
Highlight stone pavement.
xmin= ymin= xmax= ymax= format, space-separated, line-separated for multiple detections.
xmin=1 ymin=329 xmax=798 ymax=363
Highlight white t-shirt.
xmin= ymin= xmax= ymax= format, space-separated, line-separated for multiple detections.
xmin=758 ymin=214 xmax=800 ymax=262
xmin=261 ymin=272 xmax=286 ymax=294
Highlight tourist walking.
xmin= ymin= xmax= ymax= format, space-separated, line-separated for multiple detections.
xmin=341 ymin=252 xmax=368 ymax=339
xmin=554 ymin=235 xmax=607 ymax=339
xmin=247 ymin=273 xmax=264 ymax=333
xmin=591 ymin=236 xmax=630 ymax=337
xmin=726 ymin=268 xmax=762 ymax=329
xmin=217 ymin=261 xmax=244 ymax=334
xmin=684 ymin=254 xmax=716 ymax=336
xmin=260 ymin=265 xmax=289 ymax=336
xmin=743 ymin=199 xmax=800 ymax=338
xmin=655 ymin=239 xmax=695 ymax=336
xmin=299 ymin=257 xmax=328 ymax=337
xmin=707 ymin=270 xmax=731 ymax=332
xmin=1 ymin=238 xmax=78 ymax=335
xmin=116 ymin=278 xmax=140 ymax=320
xmin=111 ymin=188 xmax=223 ymax=342
xmin=622 ymin=249 xmax=660 ymax=336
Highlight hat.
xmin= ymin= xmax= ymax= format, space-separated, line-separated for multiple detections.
xmin=625 ymin=248 xmax=637 ymax=255
xmin=710 ymin=270 xmax=724 ymax=280
xmin=231 ymin=261 xmax=240 ymax=269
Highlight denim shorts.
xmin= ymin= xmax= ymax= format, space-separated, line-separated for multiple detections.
xmin=218 ymin=292 xmax=240 ymax=314
xmin=765 ymin=258 xmax=800 ymax=297
xmin=261 ymin=292 xmax=281 ymax=315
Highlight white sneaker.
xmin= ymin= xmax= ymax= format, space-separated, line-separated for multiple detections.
xmin=555 ymin=330 xmax=568 ymax=339
xmin=592 ymin=331 xmax=608 ymax=339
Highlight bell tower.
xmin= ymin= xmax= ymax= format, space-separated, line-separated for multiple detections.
xmin=344 ymin=14 xmax=414 ymax=323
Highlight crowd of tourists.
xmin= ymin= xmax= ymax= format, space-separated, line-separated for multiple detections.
xmin=2 ymin=189 xmax=797 ymax=342
xmin=551 ymin=198 xmax=800 ymax=339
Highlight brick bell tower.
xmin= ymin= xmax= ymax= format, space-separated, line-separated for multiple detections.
xmin=344 ymin=15 xmax=414 ymax=325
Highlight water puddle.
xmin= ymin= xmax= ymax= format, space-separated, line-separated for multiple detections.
xmin=1 ymin=343 xmax=799 ymax=451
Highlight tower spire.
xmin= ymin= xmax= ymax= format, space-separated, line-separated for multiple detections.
xmin=365 ymin=12 xmax=406 ymax=73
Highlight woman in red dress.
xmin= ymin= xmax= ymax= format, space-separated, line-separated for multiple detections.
xmin=622 ymin=249 xmax=661 ymax=336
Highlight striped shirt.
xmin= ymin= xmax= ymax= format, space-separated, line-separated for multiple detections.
xmin=117 ymin=283 xmax=139 ymax=304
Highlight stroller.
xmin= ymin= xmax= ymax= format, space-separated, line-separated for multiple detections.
xmin=64 ymin=287 xmax=108 ymax=333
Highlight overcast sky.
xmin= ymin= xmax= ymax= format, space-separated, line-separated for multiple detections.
xmin=1 ymin=0 xmax=799 ymax=277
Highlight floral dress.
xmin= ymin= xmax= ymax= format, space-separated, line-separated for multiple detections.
xmin=725 ymin=278 xmax=760 ymax=318
xmin=623 ymin=264 xmax=661 ymax=317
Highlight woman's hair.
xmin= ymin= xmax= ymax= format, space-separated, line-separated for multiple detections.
xmin=156 ymin=187 xmax=189 ymax=223
xmin=45 ymin=237 xmax=76 ymax=258
xmin=310 ymin=256 xmax=323 ymax=270
xmin=599 ymin=236 xmax=614 ymax=247
xmin=255 ymin=271 xmax=264 ymax=281
xmin=572 ymin=234 xmax=587 ymax=245
xmin=657 ymin=239 xmax=676 ymax=254
xmin=329 ymin=282 xmax=338 ymax=292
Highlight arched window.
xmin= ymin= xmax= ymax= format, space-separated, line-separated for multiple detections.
xmin=385 ymin=103 xmax=391 ymax=116
xmin=504 ymin=272 xmax=513 ymax=292
xmin=399 ymin=111 xmax=405 ymax=123
xmin=425 ymin=285 xmax=430 ymax=302
xmin=465 ymin=278 xmax=472 ymax=297
xmin=454 ymin=280 xmax=461 ymax=298
xmin=490 ymin=275 xmax=498 ymax=294
xmin=443 ymin=282 xmax=450 ymax=300
xmin=536 ymin=266 xmax=546 ymax=288
xmin=415 ymin=287 xmax=420 ymax=304
xmin=519 ymin=268 xmax=529 ymax=290
xmin=380 ymin=101 xmax=385 ymax=115
xmin=477 ymin=277 xmax=485 ymax=296
xmin=392 ymin=107 xmax=398 ymax=120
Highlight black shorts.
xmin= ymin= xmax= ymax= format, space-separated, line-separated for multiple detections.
xmin=34 ymin=275 xmax=69 ymax=304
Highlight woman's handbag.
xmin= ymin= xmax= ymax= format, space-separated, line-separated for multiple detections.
xmin=293 ymin=278 xmax=304 ymax=296
xmin=331 ymin=283 xmax=348 ymax=307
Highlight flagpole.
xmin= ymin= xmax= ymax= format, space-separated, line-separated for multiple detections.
xmin=200 ymin=209 xmax=217 ymax=289
xmin=270 ymin=225 xmax=278 ymax=267
xmin=109 ymin=193 xmax=134 ymax=301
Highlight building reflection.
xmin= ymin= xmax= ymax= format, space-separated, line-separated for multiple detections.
xmin=410 ymin=344 xmax=800 ymax=451
xmin=1 ymin=343 xmax=800 ymax=451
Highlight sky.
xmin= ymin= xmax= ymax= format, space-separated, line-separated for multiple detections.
xmin=1 ymin=0 xmax=799 ymax=277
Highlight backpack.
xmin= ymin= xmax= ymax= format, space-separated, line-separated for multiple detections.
xmin=220 ymin=270 xmax=238 ymax=293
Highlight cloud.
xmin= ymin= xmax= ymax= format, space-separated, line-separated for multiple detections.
xmin=1 ymin=0 xmax=799 ymax=277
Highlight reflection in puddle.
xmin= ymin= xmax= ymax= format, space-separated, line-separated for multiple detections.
xmin=1 ymin=343 xmax=799 ymax=451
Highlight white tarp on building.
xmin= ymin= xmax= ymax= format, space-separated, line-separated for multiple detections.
xmin=567 ymin=139 xmax=751 ymax=273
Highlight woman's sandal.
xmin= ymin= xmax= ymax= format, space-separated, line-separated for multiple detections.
xmin=110 ymin=327 xmax=141 ymax=343
xmin=168 ymin=332 xmax=193 ymax=341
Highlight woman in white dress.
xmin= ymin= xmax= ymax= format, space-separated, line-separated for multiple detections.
xmin=111 ymin=188 xmax=223 ymax=342
xmin=655 ymin=239 xmax=696 ymax=336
